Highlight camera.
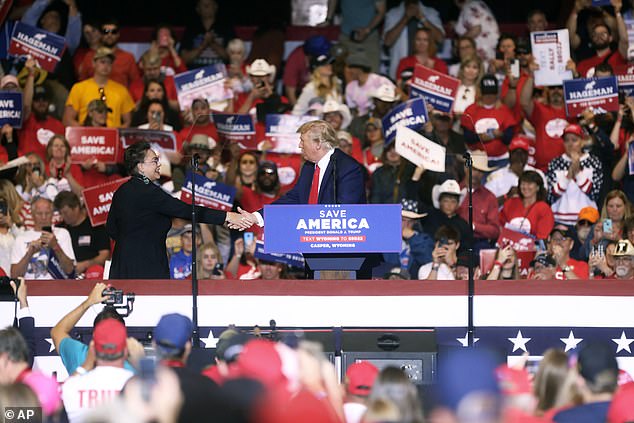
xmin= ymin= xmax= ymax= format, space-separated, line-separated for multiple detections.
xmin=0 ymin=200 xmax=7 ymax=216
xmin=151 ymin=111 xmax=162 ymax=123
xmin=0 ymin=276 xmax=20 ymax=299
xmin=256 ymin=80 xmax=265 ymax=89
xmin=212 ymin=263 xmax=223 ymax=276
xmin=32 ymin=165 xmax=41 ymax=176
xmin=439 ymin=237 xmax=449 ymax=247
xmin=102 ymin=286 xmax=124 ymax=305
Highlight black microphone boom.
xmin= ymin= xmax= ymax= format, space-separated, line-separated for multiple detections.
xmin=191 ymin=153 xmax=200 ymax=169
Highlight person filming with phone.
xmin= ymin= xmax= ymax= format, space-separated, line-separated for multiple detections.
xmin=419 ymin=225 xmax=460 ymax=280
xmin=11 ymin=197 xmax=75 ymax=279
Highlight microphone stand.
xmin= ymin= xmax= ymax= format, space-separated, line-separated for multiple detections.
xmin=463 ymin=151 xmax=475 ymax=347
xmin=191 ymin=153 xmax=200 ymax=347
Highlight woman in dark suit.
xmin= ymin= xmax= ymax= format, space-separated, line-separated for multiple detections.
xmin=107 ymin=142 xmax=252 ymax=279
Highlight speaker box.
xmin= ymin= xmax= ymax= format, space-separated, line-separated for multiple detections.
xmin=341 ymin=328 xmax=437 ymax=385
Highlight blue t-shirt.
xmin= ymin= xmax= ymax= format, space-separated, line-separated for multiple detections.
xmin=553 ymin=401 xmax=611 ymax=423
xmin=340 ymin=0 xmax=378 ymax=36
xmin=59 ymin=337 xmax=135 ymax=375
xmin=169 ymin=250 xmax=192 ymax=280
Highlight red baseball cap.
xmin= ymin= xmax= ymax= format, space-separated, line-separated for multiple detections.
xmin=562 ymin=123 xmax=583 ymax=138
xmin=93 ymin=318 xmax=127 ymax=359
xmin=509 ymin=136 xmax=530 ymax=152
xmin=345 ymin=361 xmax=379 ymax=396
xmin=495 ymin=365 xmax=532 ymax=396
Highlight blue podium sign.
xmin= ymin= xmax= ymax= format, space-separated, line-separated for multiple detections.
xmin=263 ymin=204 xmax=401 ymax=254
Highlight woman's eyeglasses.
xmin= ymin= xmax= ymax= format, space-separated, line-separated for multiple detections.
xmin=98 ymin=87 xmax=106 ymax=102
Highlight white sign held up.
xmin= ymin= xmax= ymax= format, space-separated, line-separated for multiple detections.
xmin=395 ymin=126 xmax=446 ymax=172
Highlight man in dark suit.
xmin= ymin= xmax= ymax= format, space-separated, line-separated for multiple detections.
xmin=246 ymin=120 xmax=374 ymax=277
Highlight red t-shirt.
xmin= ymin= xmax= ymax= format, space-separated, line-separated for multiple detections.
xmin=282 ymin=46 xmax=309 ymax=92
xmin=555 ymin=258 xmax=589 ymax=280
xmin=500 ymin=71 xmax=529 ymax=122
xmin=528 ymin=101 xmax=571 ymax=171
xmin=18 ymin=114 xmax=65 ymax=159
xmin=396 ymin=55 xmax=448 ymax=79
xmin=128 ymin=75 xmax=179 ymax=104
xmin=79 ymin=48 xmax=141 ymax=87
xmin=499 ymin=198 xmax=555 ymax=240
xmin=461 ymin=103 xmax=516 ymax=158
xmin=577 ymin=50 xmax=628 ymax=78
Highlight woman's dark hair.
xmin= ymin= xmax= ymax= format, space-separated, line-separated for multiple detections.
xmin=124 ymin=141 xmax=151 ymax=174
xmin=519 ymin=170 xmax=547 ymax=202
xmin=131 ymin=79 xmax=181 ymax=129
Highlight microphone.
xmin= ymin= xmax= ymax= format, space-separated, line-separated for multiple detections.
xmin=332 ymin=155 xmax=338 ymax=204
xmin=191 ymin=153 xmax=200 ymax=169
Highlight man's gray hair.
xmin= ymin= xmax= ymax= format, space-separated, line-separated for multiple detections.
xmin=297 ymin=120 xmax=338 ymax=150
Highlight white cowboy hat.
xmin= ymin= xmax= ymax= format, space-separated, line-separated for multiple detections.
xmin=432 ymin=179 xmax=461 ymax=209
xmin=470 ymin=151 xmax=495 ymax=172
xmin=321 ymin=100 xmax=352 ymax=129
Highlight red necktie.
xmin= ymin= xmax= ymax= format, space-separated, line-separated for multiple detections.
xmin=308 ymin=164 xmax=320 ymax=204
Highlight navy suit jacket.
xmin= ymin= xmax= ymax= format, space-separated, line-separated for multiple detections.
xmin=274 ymin=148 xmax=366 ymax=205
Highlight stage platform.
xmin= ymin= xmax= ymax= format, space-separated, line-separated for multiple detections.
xmin=2 ymin=279 xmax=634 ymax=380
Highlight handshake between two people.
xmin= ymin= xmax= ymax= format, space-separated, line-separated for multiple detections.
xmin=225 ymin=207 xmax=259 ymax=231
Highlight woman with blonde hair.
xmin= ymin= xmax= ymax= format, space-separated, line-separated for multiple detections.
xmin=197 ymin=242 xmax=225 ymax=279
xmin=453 ymin=56 xmax=485 ymax=117
xmin=600 ymin=189 xmax=632 ymax=241
xmin=45 ymin=134 xmax=84 ymax=197
xmin=533 ymin=349 xmax=580 ymax=419
xmin=292 ymin=55 xmax=342 ymax=116
xmin=0 ymin=180 xmax=28 ymax=274
xmin=15 ymin=153 xmax=52 ymax=202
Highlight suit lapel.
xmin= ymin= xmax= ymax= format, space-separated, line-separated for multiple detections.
xmin=319 ymin=150 xmax=336 ymax=203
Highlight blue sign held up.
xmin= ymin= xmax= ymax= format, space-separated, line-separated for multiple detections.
xmin=263 ymin=204 xmax=402 ymax=254
xmin=0 ymin=92 xmax=23 ymax=128
xmin=382 ymin=97 xmax=428 ymax=144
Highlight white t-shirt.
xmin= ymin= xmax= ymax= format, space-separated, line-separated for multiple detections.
xmin=62 ymin=366 xmax=133 ymax=423
xmin=10 ymin=228 xmax=75 ymax=279
xmin=418 ymin=262 xmax=455 ymax=280
xmin=344 ymin=402 xmax=367 ymax=423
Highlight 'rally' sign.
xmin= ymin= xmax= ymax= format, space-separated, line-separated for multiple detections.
xmin=212 ymin=113 xmax=256 ymax=149
xmin=614 ymin=64 xmax=634 ymax=97
xmin=119 ymin=128 xmax=177 ymax=152
xmin=409 ymin=65 xmax=460 ymax=113
xmin=395 ymin=126 xmax=446 ymax=172
xmin=263 ymin=204 xmax=401 ymax=254
xmin=82 ymin=177 xmax=130 ymax=227
xmin=382 ymin=97 xmax=428 ymax=143
xmin=265 ymin=114 xmax=316 ymax=154
xmin=563 ymin=76 xmax=619 ymax=117
xmin=9 ymin=22 xmax=65 ymax=72
xmin=0 ymin=92 xmax=22 ymax=128
xmin=66 ymin=127 xmax=119 ymax=164
xmin=174 ymin=64 xmax=233 ymax=112
xmin=180 ymin=171 xmax=236 ymax=212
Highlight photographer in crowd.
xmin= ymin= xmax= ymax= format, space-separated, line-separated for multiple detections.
xmin=419 ymin=225 xmax=460 ymax=280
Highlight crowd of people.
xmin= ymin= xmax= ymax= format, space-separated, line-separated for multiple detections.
xmin=2 ymin=279 xmax=634 ymax=422
xmin=1 ymin=0 xmax=634 ymax=281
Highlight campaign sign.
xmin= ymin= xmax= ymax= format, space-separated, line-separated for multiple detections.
xmin=66 ymin=127 xmax=119 ymax=164
xmin=9 ymin=22 xmax=65 ymax=72
xmin=531 ymin=30 xmax=573 ymax=86
xmin=497 ymin=227 xmax=536 ymax=252
xmin=0 ymin=92 xmax=22 ymax=128
xmin=263 ymin=204 xmax=401 ymax=254
xmin=82 ymin=177 xmax=130 ymax=227
xmin=119 ymin=128 xmax=177 ymax=152
xmin=382 ymin=97 xmax=428 ymax=143
xmin=265 ymin=114 xmax=316 ymax=154
xmin=254 ymin=240 xmax=305 ymax=268
xmin=395 ymin=126 xmax=446 ymax=172
xmin=174 ymin=64 xmax=233 ymax=112
xmin=409 ymin=65 xmax=460 ymax=113
xmin=563 ymin=76 xmax=619 ymax=117
xmin=180 ymin=171 xmax=236 ymax=212
xmin=615 ymin=64 xmax=634 ymax=97
xmin=212 ymin=113 xmax=256 ymax=148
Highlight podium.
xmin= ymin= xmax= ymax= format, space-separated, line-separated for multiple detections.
xmin=263 ymin=204 xmax=401 ymax=280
